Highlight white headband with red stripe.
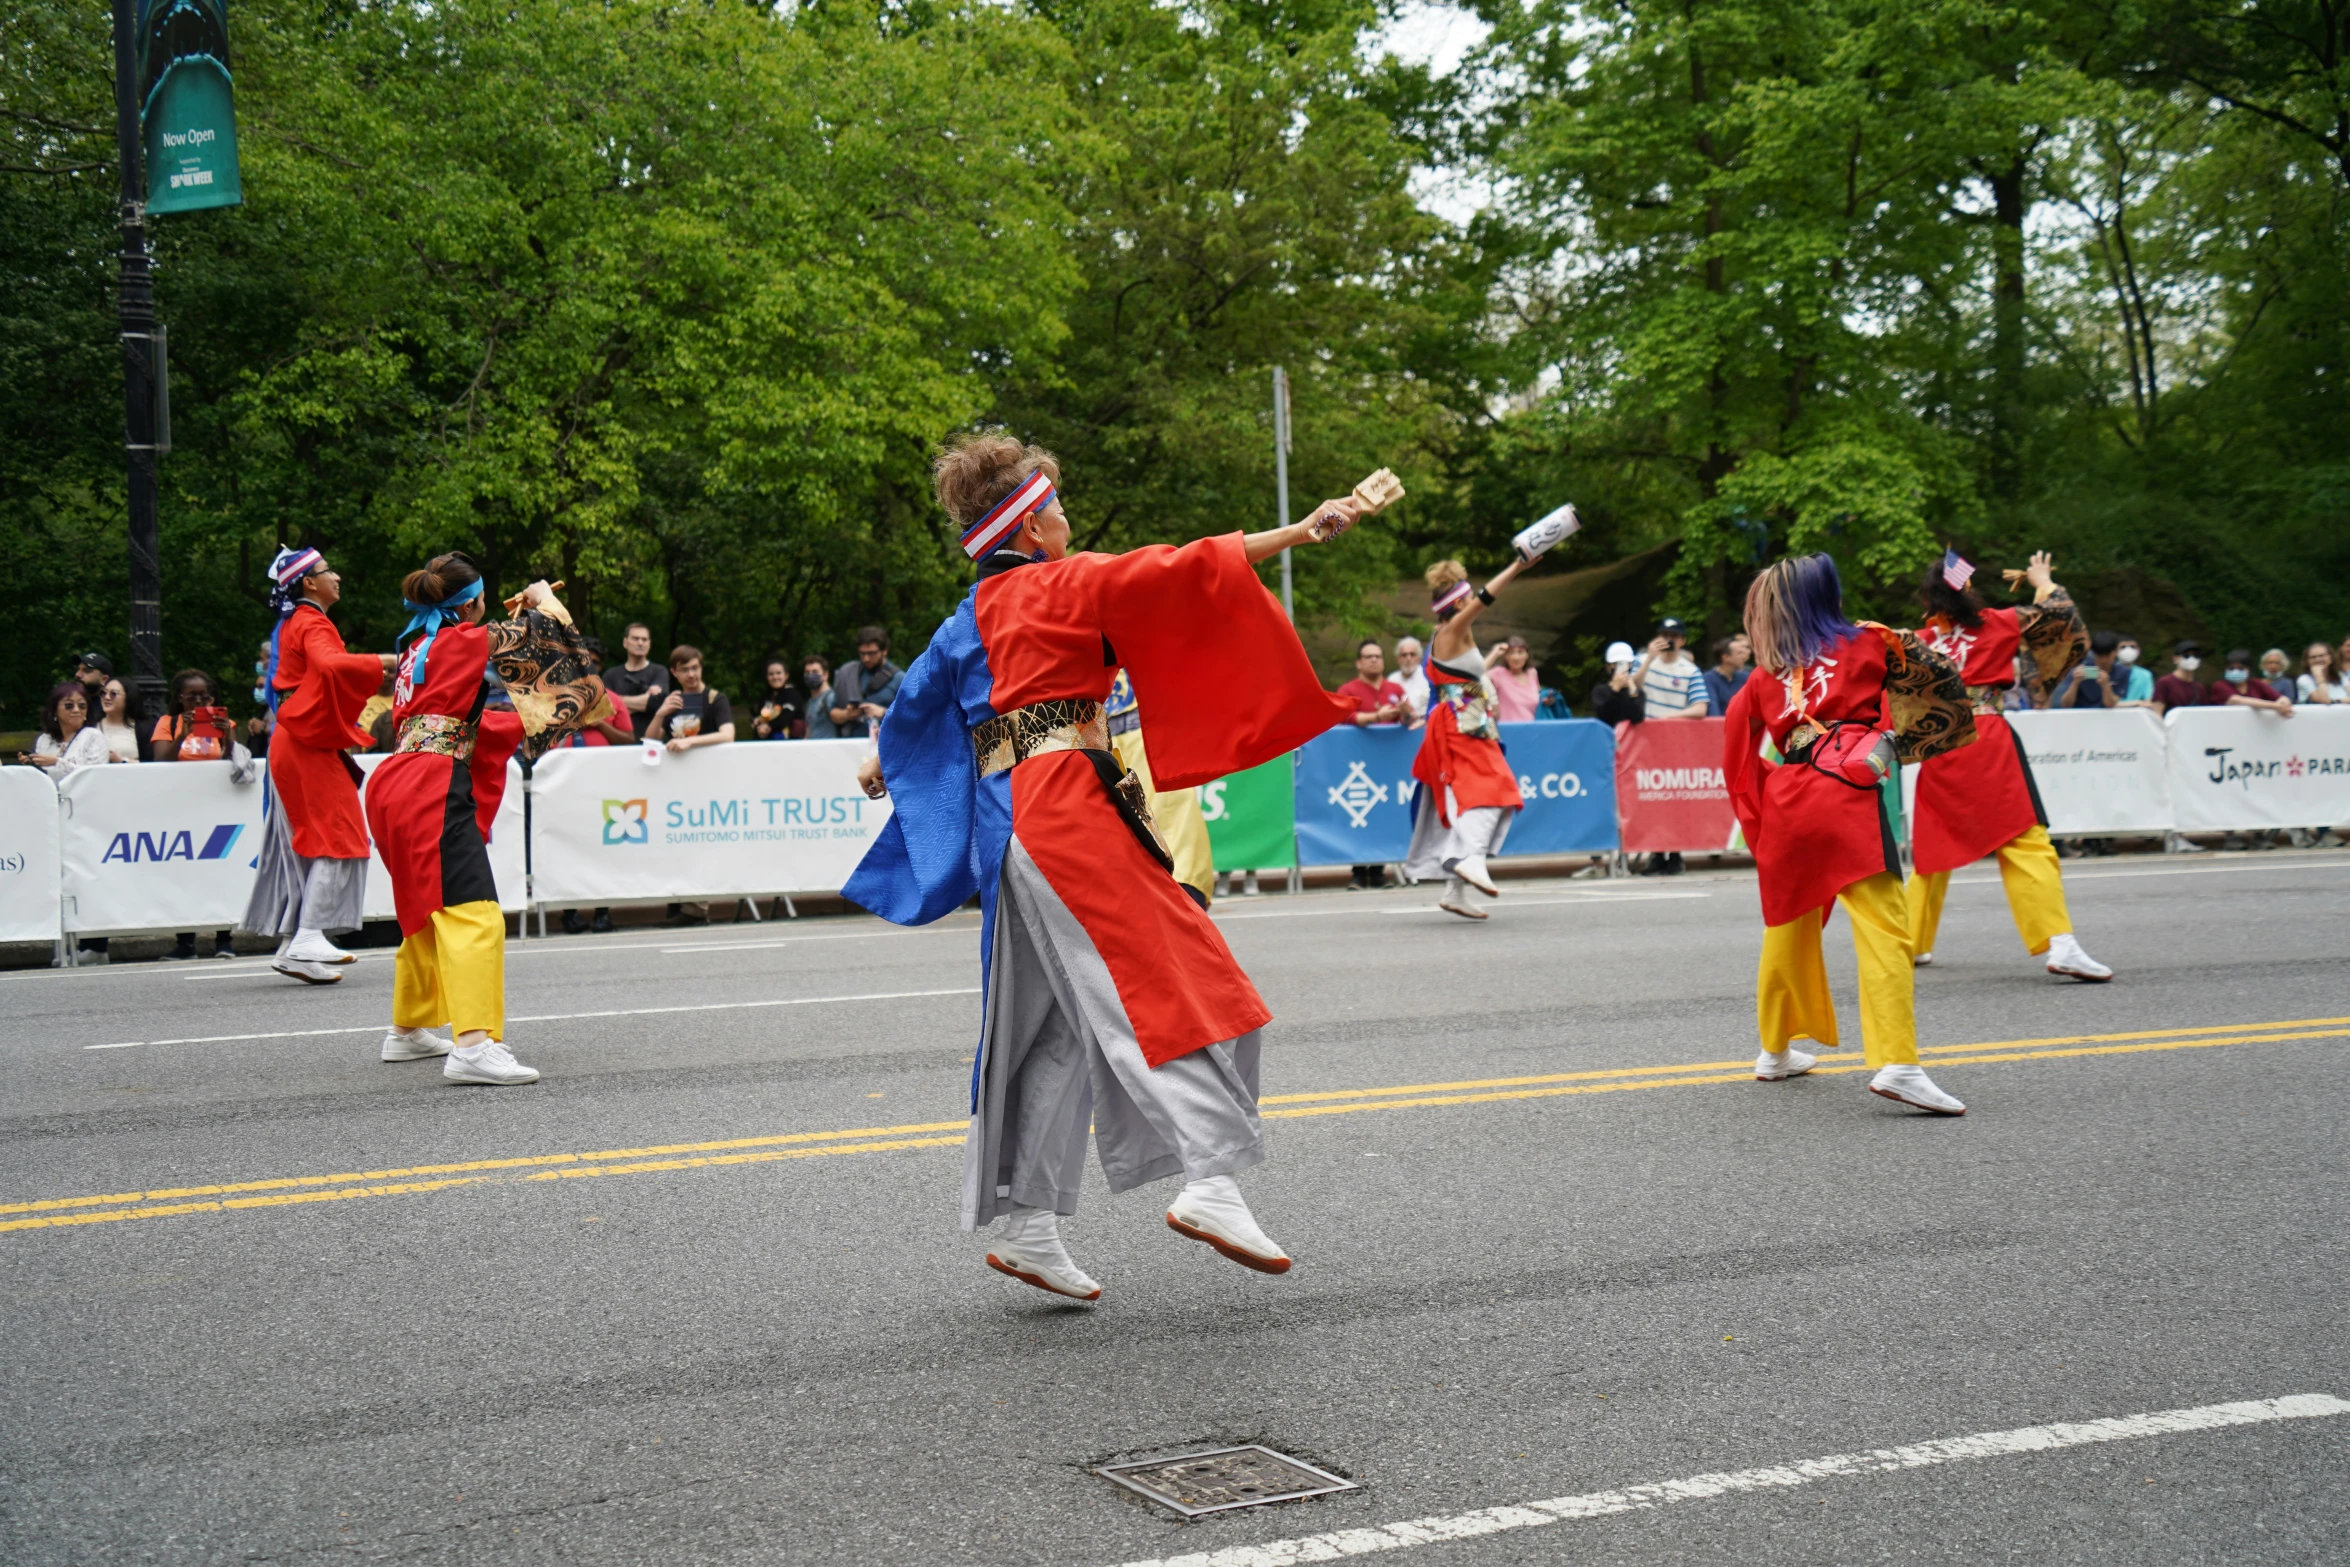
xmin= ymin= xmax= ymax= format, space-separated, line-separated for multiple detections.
xmin=960 ymin=471 xmax=1056 ymax=560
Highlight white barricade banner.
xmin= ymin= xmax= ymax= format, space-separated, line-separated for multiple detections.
xmin=528 ymin=740 xmax=891 ymax=904
xmin=353 ymin=753 xmax=527 ymax=917
xmin=57 ymin=760 xmax=266 ymax=936
xmin=2165 ymin=705 xmax=2350 ymax=833
xmin=2006 ymin=709 xmax=2174 ymax=834
xmin=0 ymin=767 xmax=63 ymax=943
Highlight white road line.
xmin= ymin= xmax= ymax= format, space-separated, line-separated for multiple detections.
xmin=1214 ymin=890 xmax=1711 ymax=922
xmin=83 ymin=987 xmax=983 ymax=1050
xmin=1376 ymin=892 xmax=1710 ymax=915
xmin=1111 ymin=1393 xmax=2350 ymax=1567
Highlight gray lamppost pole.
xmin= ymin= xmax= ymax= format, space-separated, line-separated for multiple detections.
xmin=112 ymin=0 xmax=168 ymax=729
xmin=1272 ymin=366 xmax=1293 ymax=621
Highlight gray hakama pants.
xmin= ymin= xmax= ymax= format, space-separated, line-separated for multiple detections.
xmin=239 ymin=798 xmax=367 ymax=938
xmin=1403 ymin=789 xmax=1513 ymax=883
xmin=961 ymin=839 xmax=1265 ymax=1232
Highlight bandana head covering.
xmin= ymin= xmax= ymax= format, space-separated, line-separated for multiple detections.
xmin=262 ymin=546 xmax=328 ymax=712
xmin=1941 ymin=548 xmax=1976 ymax=592
xmin=960 ymin=470 xmax=1056 ymax=560
xmin=1431 ymin=579 xmax=1473 ymax=615
xmin=399 ymin=577 xmax=486 ymax=691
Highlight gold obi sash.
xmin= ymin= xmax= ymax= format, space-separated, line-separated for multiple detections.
xmin=971 ymin=698 xmax=1109 ymax=777
xmin=394 ymin=712 xmax=476 ymax=761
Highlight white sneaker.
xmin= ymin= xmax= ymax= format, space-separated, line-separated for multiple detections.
xmin=1166 ymin=1175 xmax=1291 ymax=1274
xmin=985 ymin=1207 xmax=1102 ymax=1301
xmin=443 ymin=1039 xmax=539 ymax=1085
xmin=1913 ymin=950 xmax=1934 ymax=967
xmin=1437 ymin=876 xmax=1488 ymax=920
xmin=1755 ymin=1047 xmax=1817 ymax=1081
xmin=2044 ymin=932 xmax=2112 ymax=981
xmin=380 ymin=1027 xmax=452 ymax=1062
xmin=1868 ymin=1064 xmax=1966 ymax=1115
xmin=70 ymin=948 xmax=109 ymax=967
xmin=2164 ymin=833 xmax=2207 ymax=854
xmin=284 ymin=928 xmax=355 ymax=965
xmin=271 ymin=956 xmax=342 ymax=985
xmin=1242 ymin=871 xmax=1262 ymax=898
xmin=1453 ymin=855 xmax=1500 ymax=897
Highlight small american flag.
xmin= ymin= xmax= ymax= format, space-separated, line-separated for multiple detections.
xmin=1941 ymin=548 xmax=1975 ymax=591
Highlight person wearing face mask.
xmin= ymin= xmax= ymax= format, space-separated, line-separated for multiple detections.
xmin=2153 ymin=641 xmax=2214 ymax=852
xmin=1903 ymin=550 xmax=2112 ymax=982
xmin=801 ymin=655 xmax=839 ymax=739
xmin=2212 ymin=647 xmax=2293 ymax=716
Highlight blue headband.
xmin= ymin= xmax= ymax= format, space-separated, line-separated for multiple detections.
xmin=399 ymin=577 xmax=486 ymax=689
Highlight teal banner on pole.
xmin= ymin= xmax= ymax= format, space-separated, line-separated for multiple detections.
xmin=140 ymin=0 xmax=242 ymax=213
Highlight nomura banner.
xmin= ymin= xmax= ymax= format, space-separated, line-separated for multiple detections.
xmin=140 ymin=0 xmax=242 ymax=213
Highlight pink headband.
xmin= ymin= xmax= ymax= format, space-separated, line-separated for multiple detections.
xmin=960 ymin=472 xmax=1056 ymax=560
xmin=1431 ymin=579 xmax=1472 ymax=614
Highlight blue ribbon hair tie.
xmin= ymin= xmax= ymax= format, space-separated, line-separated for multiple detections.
xmin=399 ymin=577 xmax=486 ymax=689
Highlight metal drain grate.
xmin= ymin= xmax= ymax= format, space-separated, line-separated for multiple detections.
xmin=1098 ymin=1445 xmax=1358 ymax=1517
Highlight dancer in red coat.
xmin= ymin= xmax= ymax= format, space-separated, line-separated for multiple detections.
xmin=1723 ymin=554 xmax=1978 ymax=1114
xmin=366 ymin=555 xmax=601 ymax=1085
xmin=1905 ymin=550 xmax=2111 ymax=981
xmin=1405 ymin=557 xmax=1532 ymax=919
xmin=243 ymin=546 xmax=392 ymax=984
xmin=846 ymin=432 xmax=1364 ymax=1301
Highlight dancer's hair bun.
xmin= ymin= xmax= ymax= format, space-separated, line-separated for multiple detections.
xmin=402 ymin=552 xmax=483 ymax=606
xmin=933 ymin=430 xmax=1062 ymax=529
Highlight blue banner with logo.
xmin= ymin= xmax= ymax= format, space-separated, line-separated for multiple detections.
xmin=1292 ymin=720 xmax=1618 ymax=865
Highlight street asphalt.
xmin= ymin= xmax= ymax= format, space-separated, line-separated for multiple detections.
xmin=3 ymin=850 xmax=2346 ymax=1565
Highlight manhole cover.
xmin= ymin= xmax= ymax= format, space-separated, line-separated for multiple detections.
xmin=1098 ymin=1445 xmax=1358 ymax=1517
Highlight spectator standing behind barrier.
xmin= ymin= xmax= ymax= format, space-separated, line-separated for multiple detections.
xmin=649 ymin=646 xmax=736 ymax=752
xmin=1335 ymin=640 xmax=1405 ymax=890
xmin=1487 ymin=636 xmax=1541 ymax=722
xmin=2152 ymin=641 xmax=2214 ymax=853
xmin=97 ymin=677 xmax=141 ymax=762
xmin=1589 ymin=641 xmax=1645 ymax=726
xmin=802 ymin=655 xmax=838 ymax=738
xmin=829 ymin=626 xmax=902 ymax=739
xmin=2109 ymin=636 xmax=2156 ymax=703
xmin=2051 ymin=632 xmax=2126 ymax=709
xmin=148 ymin=671 xmax=240 ymax=961
xmin=604 ymin=622 xmax=669 ymax=738
xmin=28 ymin=683 xmax=111 ymax=964
xmin=1636 ymin=619 xmax=1707 ymax=721
xmin=1393 ymin=636 xmax=1429 ymax=728
xmin=2259 ymin=648 xmax=2293 ymax=694
xmin=1703 ymin=634 xmax=1751 ymax=716
xmin=2298 ymin=643 xmax=2343 ymax=704
xmin=72 ymin=652 xmax=112 ymax=712
xmin=751 ymin=656 xmax=805 ymax=739
xmin=2214 ymin=648 xmax=2292 ymax=715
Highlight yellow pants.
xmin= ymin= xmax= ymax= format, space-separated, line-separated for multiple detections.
xmin=1756 ymin=871 xmax=1919 ymax=1068
xmin=392 ymin=900 xmax=506 ymax=1040
xmin=1905 ymin=825 xmax=2072 ymax=957
xmin=1113 ymin=727 xmax=1215 ymax=905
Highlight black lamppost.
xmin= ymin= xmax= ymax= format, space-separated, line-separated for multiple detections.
xmin=111 ymin=0 xmax=168 ymax=730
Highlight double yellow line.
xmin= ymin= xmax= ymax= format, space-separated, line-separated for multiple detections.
xmin=8 ymin=1016 xmax=2342 ymax=1238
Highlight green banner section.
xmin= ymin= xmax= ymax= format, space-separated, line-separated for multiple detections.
xmin=141 ymin=0 xmax=243 ymax=213
xmin=1199 ymin=756 xmax=1295 ymax=871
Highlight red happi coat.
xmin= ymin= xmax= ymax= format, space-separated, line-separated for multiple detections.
xmin=1909 ymin=609 xmax=2040 ymax=875
xmin=1723 ymin=628 xmax=1906 ymax=928
xmin=362 ymin=623 xmax=523 ymax=935
xmin=269 ymin=604 xmax=382 ymax=859
xmin=845 ymin=535 xmax=1354 ymax=1071
xmin=1411 ymin=661 xmax=1524 ymax=823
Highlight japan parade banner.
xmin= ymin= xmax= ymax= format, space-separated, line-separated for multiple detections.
xmin=2163 ymin=706 xmax=2350 ymax=833
xmin=2005 ymin=709 xmax=2173 ymax=834
xmin=528 ymin=740 xmax=891 ymax=905
xmin=56 ymin=758 xmax=262 ymax=936
xmin=0 ymin=767 xmax=64 ymax=943
xmin=1613 ymin=717 xmax=1737 ymax=853
xmin=1291 ymin=721 xmax=1618 ymax=866
xmin=1200 ymin=756 xmax=1296 ymax=871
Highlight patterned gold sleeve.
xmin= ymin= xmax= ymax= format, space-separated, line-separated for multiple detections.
xmin=2015 ymin=585 xmax=2087 ymax=692
xmin=1884 ymin=630 xmax=1978 ymax=763
xmin=487 ymin=609 xmax=609 ymax=761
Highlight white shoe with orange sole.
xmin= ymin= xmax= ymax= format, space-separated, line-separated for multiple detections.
xmin=1868 ymin=1064 xmax=1966 ymax=1115
xmin=1167 ymin=1176 xmax=1291 ymax=1274
xmin=1755 ymin=1047 xmax=1817 ymax=1081
xmin=986 ymin=1207 xmax=1101 ymax=1301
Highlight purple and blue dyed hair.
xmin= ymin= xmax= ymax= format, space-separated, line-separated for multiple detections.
xmin=1743 ymin=553 xmax=1859 ymax=674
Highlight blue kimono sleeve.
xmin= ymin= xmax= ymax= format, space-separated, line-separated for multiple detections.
xmin=842 ymin=622 xmax=981 ymax=925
